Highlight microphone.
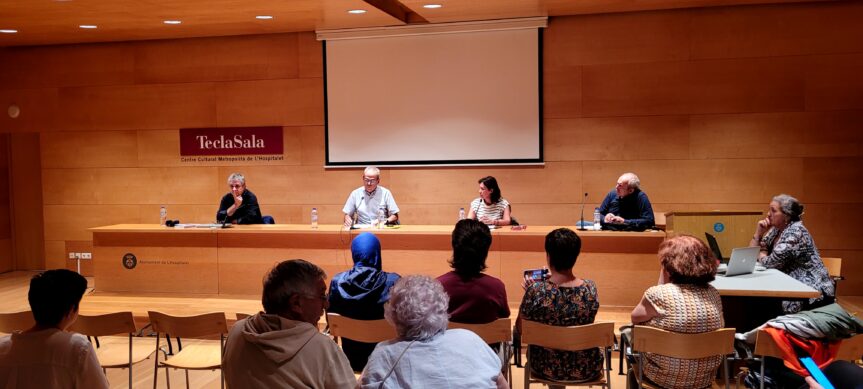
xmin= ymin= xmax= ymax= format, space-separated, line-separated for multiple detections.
xmin=577 ymin=192 xmax=588 ymax=231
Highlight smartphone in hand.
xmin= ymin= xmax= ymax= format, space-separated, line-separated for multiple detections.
xmin=523 ymin=268 xmax=549 ymax=282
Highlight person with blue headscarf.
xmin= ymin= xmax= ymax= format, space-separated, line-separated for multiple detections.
xmin=328 ymin=232 xmax=401 ymax=371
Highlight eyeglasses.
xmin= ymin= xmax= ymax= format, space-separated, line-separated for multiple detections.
xmin=363 ymin=177 xmax=379 ymax=184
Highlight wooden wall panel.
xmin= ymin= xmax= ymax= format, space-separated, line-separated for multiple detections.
xmin=299 ymin=125 xmax=326 ymax=166
xmin=43 ymin=205 xmax=141 ymax=241
xmin=545 ymin=116 xmax=690 ymax=161
xmin=545 ymin=11 xmax=691 ymax=67
xmin=803 ymin=54 xmax=863 ymax=111
xmin=390 ymin=163 xmax=583 ymax=205
xmin=297 ymin=32 xmax=323 ymax=79
xmin=41 ymin=130 xmax=139 ymax=168
xmin=543 ymin=66 xmax=582 ymax=119
xmin=215 ymin=78 xmax=324 ymax=127
xmin=0 ymin=43 xmax=135 ymax=89
xmin=690 ymin=111 xmax=863 ymax=159
xmin=690 ymin=2 xmax=863 ymax=59
xmin=57 ymin=83 xmax=217 ymax=131
xmin=583 ymin=159 xmax=804 ymax=204
xmin=10 ymin=133 xmax=44 ymax=270
xmin=44 ymin=240 xmax=66 ymax=270
xmin=0 ymin=239 xmax=12 ymax=273
xmin=224 ymin=165 xmax=359 ymax=205
xmin=802 ymin=157 xmax=863 ymax=204
xmin=0 ymin=88 xmax=59 ymax=133
xmin=581 ymin=57 xmax=805 ymax=116
xmin=133 ymin=34 xmax=299 ymax=84
xmin=803 ymin=204 xmax=863 ymax=251
xmin=42 ymin=167 xmax=221 ymax=205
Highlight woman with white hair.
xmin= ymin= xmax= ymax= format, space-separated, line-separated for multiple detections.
xmin=750 ymin=194 xmax=834 ymax=313
xmin=359 ymin=275 xmax=508 ymax=389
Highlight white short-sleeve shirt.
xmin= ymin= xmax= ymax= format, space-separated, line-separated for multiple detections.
xmin=343 ymin=186 xmax=400 ymax=225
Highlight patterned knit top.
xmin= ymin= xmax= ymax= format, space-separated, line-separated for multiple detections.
xmin=641 ymin=283 xmax=724 ymax=389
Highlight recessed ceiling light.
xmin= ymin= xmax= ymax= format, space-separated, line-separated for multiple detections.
xmin=0 ymin=29 xmax=17 ymax=34
xmin=79 ymin=25 xmax=97 ymax=29
xmin=423 ymin=4 xmax=442 ymax=8
xmin=163 ymin=20 xmax=182 ymax=25
xmin=347 ymin=9 xmax=366 ymax=14
xmin=255 ymin=15 xmax=273 ymax=20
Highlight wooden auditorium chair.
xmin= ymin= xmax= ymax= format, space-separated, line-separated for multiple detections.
xmin=521 ymin=320 xmax=615 ymax=388
xmin=147 ymin=311 xmax=228 ymax=389
xmin=626 ymin=325 xmax=735 ymax=389
xmin=69 ymin=311 xmax=154 ymax=388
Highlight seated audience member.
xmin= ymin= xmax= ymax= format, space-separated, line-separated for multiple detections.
xmin=216 ymin=172 xmax=264 ymax=224
xmin=223 ymin=259 xmax=355 ymax=388
xmin=598 ymin=172 xmax=655 ymax=230
xmin=517 ymin=228 xmax=602 ymax=387
xmin=629 ymin=235 xmax=723 ymax=389
xmin=360 ymin=275 xmax=508 ymax=389
xmin=467 ymin=176 xmax=512 ymax=227
xmin=343 ymin=166 xmax=400 ymax=228
xmin=438 ymin=219 xmax=509 ymax=324
xmin=328 ymin=232 xmax=401 ymax=371
xmin=751 ymin=194 xmax=834 ymax=314
xmin=0 ymin=269 xmax=108 ymax=389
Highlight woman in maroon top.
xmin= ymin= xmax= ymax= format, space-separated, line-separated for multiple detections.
xmin=437 ymin=219 xmax=510 ymax=324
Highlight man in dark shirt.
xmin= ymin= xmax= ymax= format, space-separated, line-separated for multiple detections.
xmin=216 ymin=172 xmax=264 ymax=224
xmin=598 ymin=172 xmax=655 ymax=231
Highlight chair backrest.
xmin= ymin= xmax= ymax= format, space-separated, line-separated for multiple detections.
xmin=147 ymin=311 xmax=228 ymax=338
xmin=69 ymin=311 xmax=137 ymax=337
xmin=755 ymin=330 xmax=863 ymax=361
xmin=235 ymin=313 xmax=252 ymax=321
xmin=327 ymin=313 xmax=397 ymax=343
xmin=821 ymin=257 xmax=842 ymax=278
xmin=448 ymin=318 xmax=512 ymax=344
xmin=632 ymin=325 xmax=735 ymax=359
xmin=0 ymin=311 xmax=35 ymax=333
xmin=521 ymin=320 xmax=615 ymax=351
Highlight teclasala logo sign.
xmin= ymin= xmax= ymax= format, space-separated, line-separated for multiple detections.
xmin=179 ymin=127 xmax=283 ymax=156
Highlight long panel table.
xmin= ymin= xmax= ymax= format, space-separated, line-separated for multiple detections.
xmin=91 ymin=224 xmax=666 ymax=307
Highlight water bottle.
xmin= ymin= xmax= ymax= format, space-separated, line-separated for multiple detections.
xmin=377 ymin=206 xmax=386 ymax=229
xmin=159 ymin=206 xmax=168 ymax=226
xmin=593 ymin=208 xmax=601 ymax=230
xmin=310 ymin=208 xmax=318 ymax=229
xmin=458 ymin=207 xmax=466 ymax=221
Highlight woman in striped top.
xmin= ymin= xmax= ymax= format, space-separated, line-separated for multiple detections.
xmin=468 ymin=176 xmax=512 ymax=227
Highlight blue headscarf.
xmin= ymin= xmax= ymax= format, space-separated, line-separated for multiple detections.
xmin=329 ymin=233 xmax=400 ymax=320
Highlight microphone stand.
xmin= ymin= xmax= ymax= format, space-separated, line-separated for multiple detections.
xmin=577 ymin=192 xmax=588 ymax=231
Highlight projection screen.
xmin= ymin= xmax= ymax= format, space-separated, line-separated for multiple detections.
xmin=320 ymin=18 xmax=545 ymax=167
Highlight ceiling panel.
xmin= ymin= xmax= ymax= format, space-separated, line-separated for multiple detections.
xmin=0 ymin=0 xmax=836 ymax=47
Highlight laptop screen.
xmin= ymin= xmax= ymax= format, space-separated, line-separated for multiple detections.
xmin=705 ymin=232 xmax=726 ymax=263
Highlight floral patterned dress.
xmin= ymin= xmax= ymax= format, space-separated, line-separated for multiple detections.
xmin=760 ymin=221 xmax=835 ymax=313
xmin=519 ymin=279 xmax=602 ymax=382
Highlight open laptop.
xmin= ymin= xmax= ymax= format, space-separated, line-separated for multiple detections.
xmin=705 ymin=232 xmax=727 ymax=262
xmin=719 ymin=246 xmax=760 ymax=276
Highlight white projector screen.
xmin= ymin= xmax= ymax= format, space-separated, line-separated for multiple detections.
xmin=323 ymin=26 xmax=542 ymax=167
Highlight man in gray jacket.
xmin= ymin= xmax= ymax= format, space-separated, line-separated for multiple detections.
xmin=223 ymin=259 xmax=356 ymax=388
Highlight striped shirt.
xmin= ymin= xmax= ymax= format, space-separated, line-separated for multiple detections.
xmin=470 ymin=197 xmax=510 ymax=225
